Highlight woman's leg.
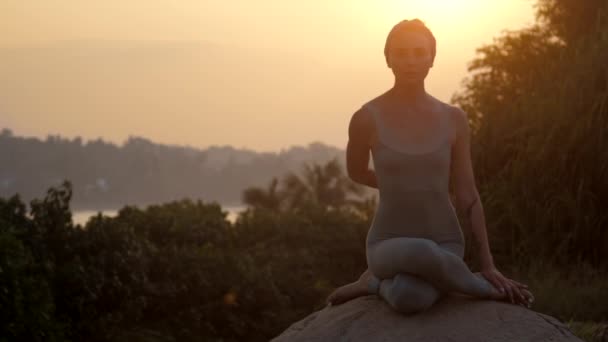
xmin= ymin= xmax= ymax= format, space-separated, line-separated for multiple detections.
xmin=367 ymin=237 xmax=495 ymax=300
xmin=366 ymin=240 xmax=465 ymax=314
xmin=369 ymin=272 xmax=441 ymax=314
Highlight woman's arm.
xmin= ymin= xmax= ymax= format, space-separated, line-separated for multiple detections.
xmin=449 ymin=108 xmax=494 ymax=268
xmin=347 ymin=108 xmax=378 ymax=189
xmin=449 ymin=107 xmax=529 ymax=304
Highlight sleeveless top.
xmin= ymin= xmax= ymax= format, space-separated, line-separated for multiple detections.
xmin=363 ymin=101 xmax=465 ymax=247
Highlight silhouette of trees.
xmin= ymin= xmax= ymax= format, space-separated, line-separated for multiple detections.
xmin=0 ymin=128 xmax=12 ymax=137
xmin=536 ymin=0 xmax=607 ymax=44
xmin=453 ymin=0 xmax=608 ymax=268
xmin=0 ymin=133 xmax=346 ymax=209
xmin=0 ymin=179 xmax=372 ymax=341
xmin=282 ymin=158 xmax=365 ymax=211
xmin=242 ymin=177 xmax=283 ymax=211
xmin=242 ymin=157 xmax=373 ymax=216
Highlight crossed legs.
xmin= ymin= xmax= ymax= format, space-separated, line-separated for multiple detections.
xmin=366 ymin=237 xmax=495 ymax=314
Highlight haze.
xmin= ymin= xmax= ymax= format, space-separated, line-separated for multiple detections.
xmin=0 ymin=1 xmax=535 ymax=152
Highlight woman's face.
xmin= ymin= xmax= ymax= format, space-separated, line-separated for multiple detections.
xmin=386 ymin=31 xmax=434 ymax=84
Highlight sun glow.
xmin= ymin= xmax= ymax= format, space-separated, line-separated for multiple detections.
xmin=0 ymin=0 xmax=536 ymax=151
xmin=398 ymin=0 xmax=482 ymax=22
xmin=380 ymin=1 xmax=532 ymax=43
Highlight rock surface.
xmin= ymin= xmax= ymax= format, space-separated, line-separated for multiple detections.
xmin=272 ymin=294 xmax=583 ymax=341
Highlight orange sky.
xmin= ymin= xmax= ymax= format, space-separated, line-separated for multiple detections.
xmin=0 ymin=1 xmax=536 ymax=152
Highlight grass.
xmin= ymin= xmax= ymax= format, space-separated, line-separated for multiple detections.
xmin=566 ymin=321 xmax=607 ymax=342
xmin=503 ymin=261 xmax=608 ymax=341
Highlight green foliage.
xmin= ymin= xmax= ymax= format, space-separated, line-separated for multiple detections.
xmin=0 ymin=190 xmax=68 ymax=341
xmin=536 ymin=0 xmax=608 ymax=44
xmin=1 ymin=157 xmax=606 ymax=341
xmin=0 ymin=231 xmax=64 ymax=341
xmin=509 ymin=261 xmax=608 ymax=322
xmin=453 ymin=0 xmax=608 ymax=269
xmin=242 ymin=157 xmax=376 ymax=220
xmin=0 ymin=180 xmax=371 ymax=341
xmin=567 ymin=321 xmax=608 ymax=342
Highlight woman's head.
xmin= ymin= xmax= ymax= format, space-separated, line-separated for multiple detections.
xmin=384 ymin=19 xmax=436 ymax=83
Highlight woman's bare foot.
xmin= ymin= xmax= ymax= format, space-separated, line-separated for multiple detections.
xmin=326 ymin=269 xmax=374 ymax=306
xmin=473 ymin=272 xmax=535 ymax=308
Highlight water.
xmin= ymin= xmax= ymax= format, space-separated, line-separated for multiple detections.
xmin=72 ymin=205 xmax=247 ymax=226
xmin=72 ymin=210 xmax=118 ymax=226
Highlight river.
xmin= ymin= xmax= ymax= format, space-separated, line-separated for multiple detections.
xmin=72 ymin=205 xmax=247 ymax=226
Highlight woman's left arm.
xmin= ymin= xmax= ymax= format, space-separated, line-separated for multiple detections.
xmin=449 ymin=107 xmax=526 ymax=303
xmin=449 ymin=108 xmax=495 ymax=268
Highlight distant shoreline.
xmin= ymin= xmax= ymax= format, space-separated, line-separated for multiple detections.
xmin=68 ymin=201 xmax=246 ymax=213
xmin=72 ymin=204 xmax=246 ymax=226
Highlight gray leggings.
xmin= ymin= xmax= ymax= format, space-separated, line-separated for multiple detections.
xmin=366 ymin=237 xmax=495 ymax=314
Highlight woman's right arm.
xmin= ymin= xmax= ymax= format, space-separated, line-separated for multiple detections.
xmin=347 ymin=108 xmax=378 ymax=189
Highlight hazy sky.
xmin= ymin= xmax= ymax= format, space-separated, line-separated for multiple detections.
xmin=1 ymin=1 xmax=536 ymax=152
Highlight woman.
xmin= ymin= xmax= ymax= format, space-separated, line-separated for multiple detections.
xmin=326 ymin=19 xmax=534 ymax=314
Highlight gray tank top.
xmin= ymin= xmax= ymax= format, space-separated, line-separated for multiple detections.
xmin=363 ymin=101 xmax=464 ymax=247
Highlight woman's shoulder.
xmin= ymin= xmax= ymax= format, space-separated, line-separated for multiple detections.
xmin=426 ymin=96 xmax=467 ymax=123
xmin=425 ymin=95 xmax=458 ymax=113
xmin=348 ymin=96 xmax=387 ymax=144
xmin=426 ymin=97 xmax=469 ymax=143
xmin=361 ymin=94 xmax=386 ymax=111
xmin=358 ymin=93 xmax=392 ymax=120
xmin=353 ymin=94 xmax=387 ymax=124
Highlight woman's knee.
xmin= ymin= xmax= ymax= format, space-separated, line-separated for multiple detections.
xmin=390 ymin=289 xmax=436 ymax=314
xmin=387 ymin=275 xmax=438 ymax=314
xmin=411 ymin=239 xmax=441 ymax=259
xmin=400 ymin=239 xmax=443 ymax=272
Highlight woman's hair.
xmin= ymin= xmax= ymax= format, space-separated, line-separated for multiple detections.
xmin=384 ymin=19 xmax=436 ymax=65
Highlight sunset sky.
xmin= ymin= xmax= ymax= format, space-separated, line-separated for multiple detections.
xmin=0 ymin=1 xmax=536 ymax=152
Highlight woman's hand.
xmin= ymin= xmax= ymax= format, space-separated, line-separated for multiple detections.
xmin=481 ymin=265 xmax=531 ymax=306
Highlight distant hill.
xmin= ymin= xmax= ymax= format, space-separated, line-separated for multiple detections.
xmin=0 ymin=129 xmax=372 ymax=210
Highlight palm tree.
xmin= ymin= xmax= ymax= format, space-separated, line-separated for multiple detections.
xmin=242 ymin=158 xmax=374 ymax=215
xmin=281 ymin=157 xmax=368 ymax=212
xmin=241 ymin=176 xmax=283 ymax=211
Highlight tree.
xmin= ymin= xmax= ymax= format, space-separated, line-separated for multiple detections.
xmin=242 ymin=157 xmax=371 ymax=216
xmin=281 ymin=157 xmax=366 ymax=212
xmin=451 ymin=0 xmax=608 ymax=268
xmin=241 ymin=176 xmax=283 ymax=211
xmin=1 ymin=128 xmax=13 ymax=138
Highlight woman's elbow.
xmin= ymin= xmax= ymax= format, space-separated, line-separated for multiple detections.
xmin=348 ymin=168 xmax=367 ymax=184
xmin=455 ymin=187 xmax=479 ymax=211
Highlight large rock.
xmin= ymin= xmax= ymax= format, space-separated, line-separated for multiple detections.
xmin=272 ymin=294 xmax=582 ymax=341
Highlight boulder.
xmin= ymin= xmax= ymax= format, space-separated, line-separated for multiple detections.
xmin=272 ymin=294 xmax=582 ymax=341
